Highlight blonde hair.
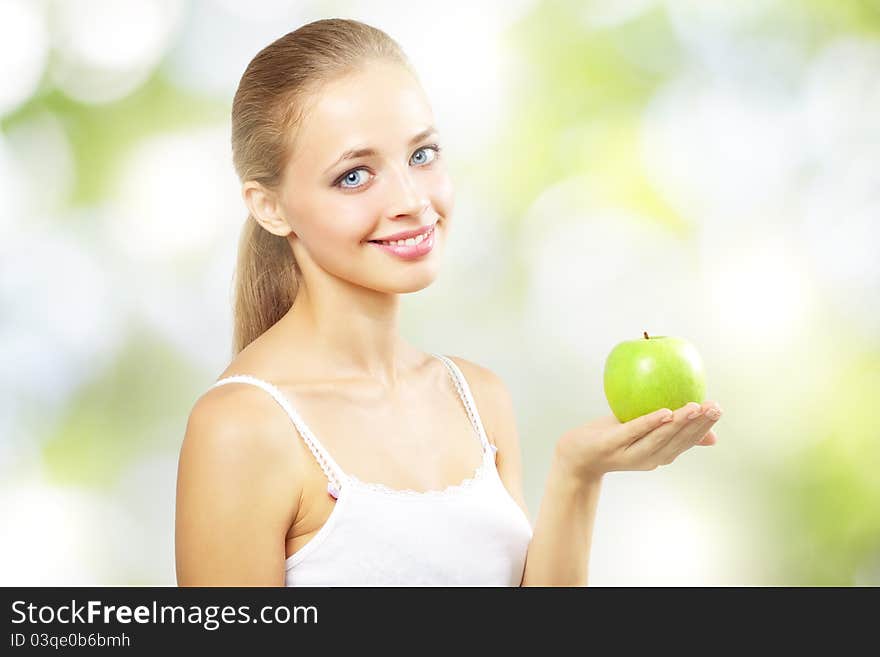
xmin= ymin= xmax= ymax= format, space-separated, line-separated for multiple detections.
xmin=229 ymin=18 xmax=414 ymax=355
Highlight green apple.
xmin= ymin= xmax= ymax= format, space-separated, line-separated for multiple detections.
xmin=603 ymin=332 xmax=706 ymax=423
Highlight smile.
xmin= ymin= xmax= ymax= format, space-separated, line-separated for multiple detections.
xmin=367 ymin=223 xmax=436 ymax=260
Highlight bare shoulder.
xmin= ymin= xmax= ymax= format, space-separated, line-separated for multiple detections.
xmin=181 ymin=382 xmax=306 ymax=508
xmin=184 ymin=382 xmax=302 ymax=471
xmin=175 ymin=382 xmax=303 ymax=585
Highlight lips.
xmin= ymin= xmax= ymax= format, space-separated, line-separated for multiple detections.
xmin=367 ymin=223 xmax=436 ymax=260
xmin=369 ymin=220 xmax=437 ymax=244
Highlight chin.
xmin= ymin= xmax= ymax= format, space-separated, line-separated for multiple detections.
xmin=384 ymin=271 xmax=439 ymax=294
xmin=363 ymin=259 xmax=440 ymax=293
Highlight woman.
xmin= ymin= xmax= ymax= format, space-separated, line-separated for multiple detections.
xmin=174 ymin=18 xmax=723 ymax=587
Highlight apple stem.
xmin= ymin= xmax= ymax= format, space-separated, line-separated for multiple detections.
xmin=644 ymin=331 xmax=649 ymax=340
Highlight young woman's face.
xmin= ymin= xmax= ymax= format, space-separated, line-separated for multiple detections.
xmin=278 ymin=60 xmax=455 ymax=294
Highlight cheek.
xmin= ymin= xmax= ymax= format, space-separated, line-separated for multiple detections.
xmin=322 ymin=224 xmax=367 ymax=252
xmin=434 ymin=173 xmax=455 ymax=217
xmin=298 ymin=220 xmax=363 ymax=265
xmin=308 ymin=198 xmax=375 ymax=245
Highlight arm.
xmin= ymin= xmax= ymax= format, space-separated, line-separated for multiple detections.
xmin=451 ymin=357 xmax=722 ymax=587
xmin=525 ymin=405 xmax=722 ymax=586
xmin=175 ymin=387 xmax=301 ymax=586
xmin=521 ymin=451 xmax=601 ymax=586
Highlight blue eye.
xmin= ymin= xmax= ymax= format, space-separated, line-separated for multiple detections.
xmin=338 ymin=169 xmax=369 ymax=189
xmin=334 ymin=144 xmax=442 ymax=190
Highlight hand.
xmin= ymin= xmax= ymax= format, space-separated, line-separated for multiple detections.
xmin=555 ymin=401 xmax=723 ymax=481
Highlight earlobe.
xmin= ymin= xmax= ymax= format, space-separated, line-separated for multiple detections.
xmin=255 ymin=214 xmax=294 ymax=238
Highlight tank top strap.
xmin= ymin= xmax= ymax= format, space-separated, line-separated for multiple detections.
xmin=210 ymin=374 xmax=347 ymax=493
xmin=430 ymin=353 xmax=494 ymax=456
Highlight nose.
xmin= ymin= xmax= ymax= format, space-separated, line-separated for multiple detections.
xmin=386 ymin=162 xmax=430 ymax=219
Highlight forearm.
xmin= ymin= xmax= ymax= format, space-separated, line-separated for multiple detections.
xmin=520 ymin=447 xmax=603 ymax=587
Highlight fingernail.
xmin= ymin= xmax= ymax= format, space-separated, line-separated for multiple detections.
xmin=687 ymin=403 xmax=703 ymax=419
xmin=706 ymin=408 xmax=721 ymax=421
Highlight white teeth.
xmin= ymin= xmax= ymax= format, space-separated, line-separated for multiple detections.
xmin=379 ymin=227 xmax=431 ymax=247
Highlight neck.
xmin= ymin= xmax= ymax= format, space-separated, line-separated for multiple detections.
xmin=274 ymin=280 xmax=420 ymax=391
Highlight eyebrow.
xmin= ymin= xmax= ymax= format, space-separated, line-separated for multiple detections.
xmin=323 ymin=126 xmax=438 ymax=175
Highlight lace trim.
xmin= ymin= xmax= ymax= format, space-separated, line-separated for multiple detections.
xmin=215 ymin=355 xmax=493 ymax=498
xmin=432 ymin=354 xmax=491 ymax=453
xmin=344 ymin=451 xmax=492 ymax=499
xmin=290 ymin=414 xmax=345 ymax=491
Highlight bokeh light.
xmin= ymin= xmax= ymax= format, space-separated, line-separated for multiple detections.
xmin=0 ymin=0 xmax=49 ymax=116
xmin=50 ymin=0 xmax=186 ymax=104
xmin=2 ymin=0 xmax=878 ymax=586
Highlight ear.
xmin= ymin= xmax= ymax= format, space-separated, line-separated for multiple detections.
xmin=241 ymin=181 xmax=294 ymax=237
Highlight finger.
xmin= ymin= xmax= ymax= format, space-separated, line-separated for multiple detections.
xmin=615 ymin=407 xmax=675 ymax=447
xmin=696 ymin=429 xmax=717 ymax=446
xmin=671 ymin=401 xmax=722 ymax=448
xmin=654 ymin=402 xmax=723 ymax=463
xmin=622 ymin=401 xmax=700 ymax=456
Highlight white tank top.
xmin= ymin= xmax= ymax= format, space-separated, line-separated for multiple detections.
xmin=210 ymin=353 xmax=533 ymax=586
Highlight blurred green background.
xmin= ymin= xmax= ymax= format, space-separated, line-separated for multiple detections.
xmin=1 ymin=0 xmax=878 ymax=586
